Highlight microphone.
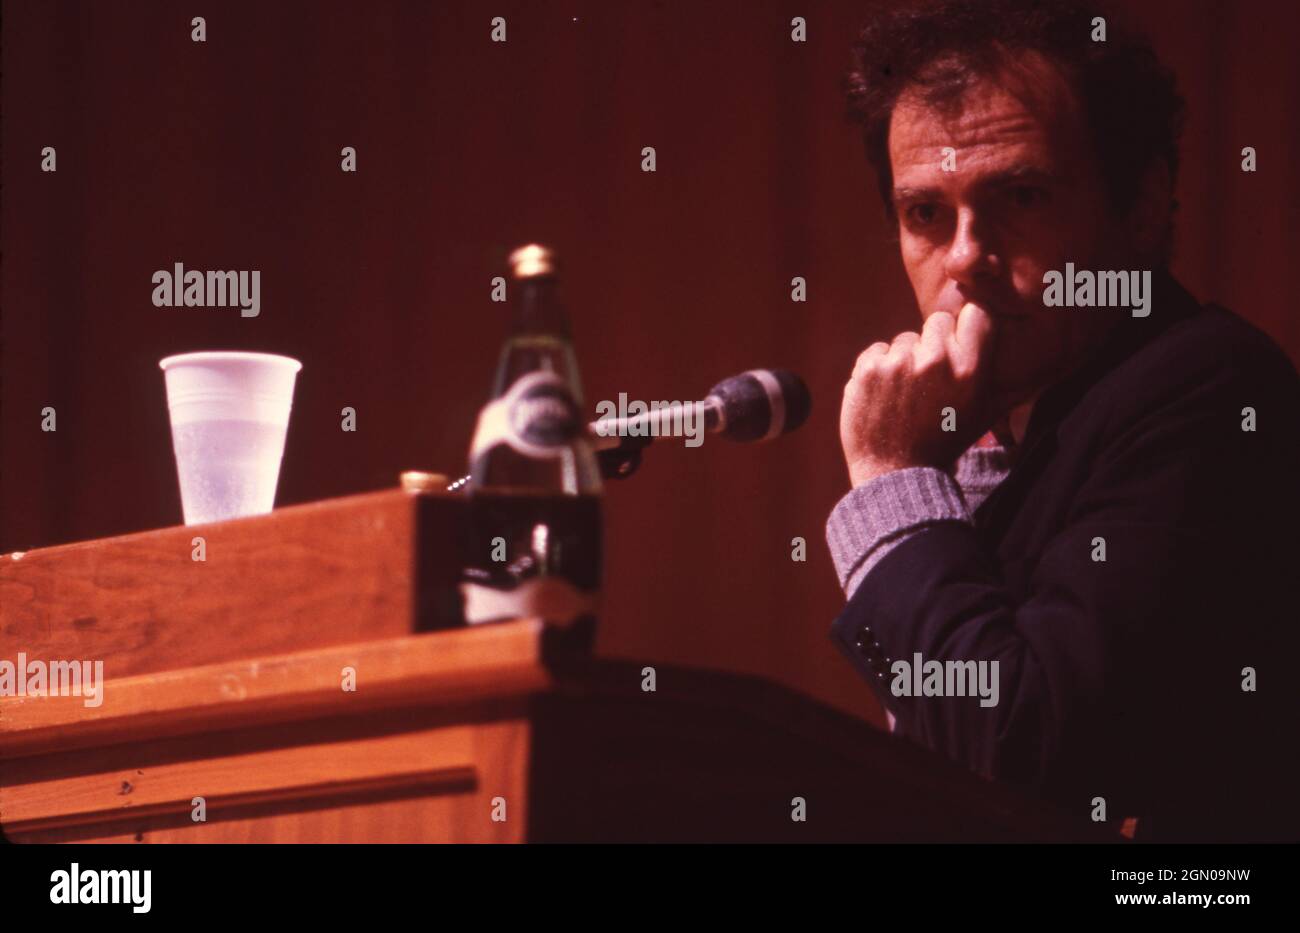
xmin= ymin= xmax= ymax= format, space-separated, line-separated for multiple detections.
xmin=591 ymin=368 xmax=811 ymax=450
xmin=446 ymin=368 xmax=811 ymax=489
xmin=707 ymin=367 xmax=812 ymax=442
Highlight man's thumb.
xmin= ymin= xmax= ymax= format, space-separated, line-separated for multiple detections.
xmin=951 ymin=302 xmax=995 ymax=378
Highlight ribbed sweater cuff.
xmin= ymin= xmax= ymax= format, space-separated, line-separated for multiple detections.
xmin=825 ymin=467 xmax=972 ymax=598
xmin=954 ymin=446 xmax=1013 ymax=512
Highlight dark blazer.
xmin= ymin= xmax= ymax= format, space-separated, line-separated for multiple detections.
xmin=831 ymin=273 xmax=1300 ymax=842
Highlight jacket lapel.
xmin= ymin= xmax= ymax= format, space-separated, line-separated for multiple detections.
xmin=973 ymin=273 xmax=1201 ymax=543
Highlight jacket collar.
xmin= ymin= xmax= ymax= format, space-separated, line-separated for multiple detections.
xmin=972 ymin=272 xmax=1202 ymax=529
xmin=1020 ymin=270 xmax=1201 ymax=451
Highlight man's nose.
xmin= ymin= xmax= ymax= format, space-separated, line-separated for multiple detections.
xmin=943 ymin=208 xmax=1000 ymax=286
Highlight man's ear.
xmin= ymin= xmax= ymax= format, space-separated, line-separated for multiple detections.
xmin=1128 ymin=159 xmax=1174 ymax=264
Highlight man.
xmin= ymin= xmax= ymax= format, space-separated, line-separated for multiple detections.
xmin=826 ymin=0 xmax=1300 ymax=842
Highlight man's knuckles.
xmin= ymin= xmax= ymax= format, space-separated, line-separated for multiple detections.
xmin=921 ymin=311 xmax=956 ymax=338
xmin=851 ymin=321 xmax=981 ymax=385
xmin=889 ymin=332 xmax=920 ymax=353
xmin=861 ymin=341 xmax=890 ymax=361
xmin=912 ymin=343 xmax=950 ymax=373
xmin=851 ymin=343 xmax=889 ymax=377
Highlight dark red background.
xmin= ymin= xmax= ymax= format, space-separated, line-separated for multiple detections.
xmin=4 ymin=0 xmax=1297 ymax=723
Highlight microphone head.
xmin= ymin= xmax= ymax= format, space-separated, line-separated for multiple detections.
xmin=707 ymin=369 xmax=811 ymax=442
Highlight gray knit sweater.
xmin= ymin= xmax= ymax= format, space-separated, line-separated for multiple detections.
xmin=825 ymin=444 xmax=1015 ymax=733
xmin=825 ymin=445 xmax=1013 ymax=601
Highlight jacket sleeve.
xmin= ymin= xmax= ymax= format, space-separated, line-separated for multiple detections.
xmin=828 ymin=346 xmax=1300 ymax=809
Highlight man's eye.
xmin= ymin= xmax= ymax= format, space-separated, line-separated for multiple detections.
xmin=1008 ymin=185 xmax=1049 ymax=208
xmin=906 ymin=203 xmax=939 ymax=226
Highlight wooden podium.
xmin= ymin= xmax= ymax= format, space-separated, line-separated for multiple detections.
xmin=0 ymin=489 xmax=1105 ymax=842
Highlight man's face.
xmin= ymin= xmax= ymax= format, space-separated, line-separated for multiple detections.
xmin=888 ymin=52 xmax=1129 ymax=403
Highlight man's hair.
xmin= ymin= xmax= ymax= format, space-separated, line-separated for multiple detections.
xmin=845 ymin=0 xmax=1184 ymax=230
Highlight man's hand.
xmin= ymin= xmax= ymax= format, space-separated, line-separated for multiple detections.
xmin=839 ymin=302 xmax=997 ymax=487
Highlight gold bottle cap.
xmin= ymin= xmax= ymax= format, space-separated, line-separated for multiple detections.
xmin=508 ymin=244 xmax=556 ymax=279
xmin=400 ymin=471 xmax=450 ymax=494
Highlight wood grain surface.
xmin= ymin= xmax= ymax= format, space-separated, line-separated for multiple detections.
xmin=0 ymin=488 xmax=467 ymax=679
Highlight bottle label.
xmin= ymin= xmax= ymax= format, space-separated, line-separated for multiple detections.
xmin=459 ymin=578 xmax=599 ymax=627
xmin=470 ymin=371 xmax=582 ymax=461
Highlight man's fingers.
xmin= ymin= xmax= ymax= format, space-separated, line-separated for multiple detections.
xmin=950 ymin=302 xmax=995 ymax=378
xmin=887 ymin=331 xmax=920 ymax=362
xmin=863 ymin=341 xmax=890 ymax=358
xmin=852 ymin=341 xmax=890 ymax=378
xmin=919 ymin=311 xmax=955 ymax=361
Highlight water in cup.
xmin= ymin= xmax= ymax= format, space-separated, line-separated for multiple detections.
xmin=170 ymin=419 xmax=290 ymax=524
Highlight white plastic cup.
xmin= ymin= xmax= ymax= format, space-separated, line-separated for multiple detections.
xmin=159 ymin=351 xmax=302 ymax=525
